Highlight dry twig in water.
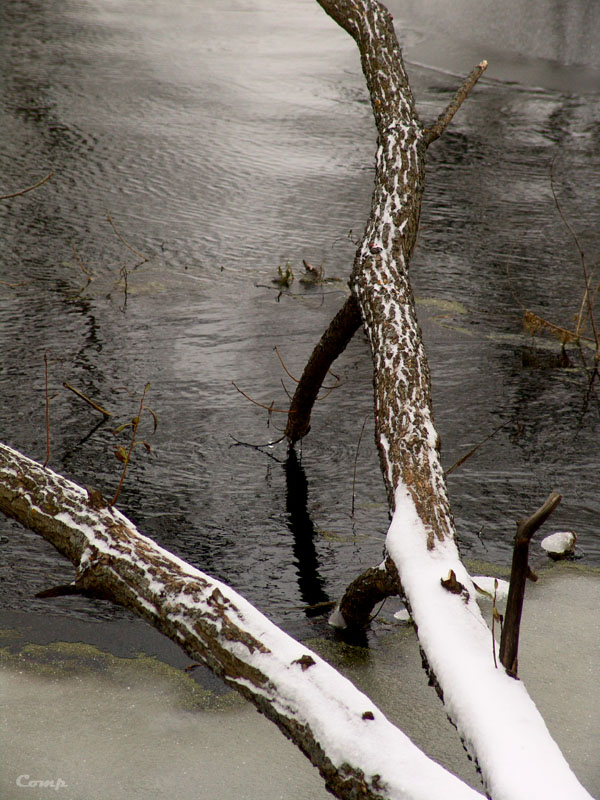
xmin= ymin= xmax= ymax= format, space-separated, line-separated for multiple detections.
xmin=0 ymin=171 xmax=54 ymax=200
xmin=63 ymin=382 xmax=112 ymax=418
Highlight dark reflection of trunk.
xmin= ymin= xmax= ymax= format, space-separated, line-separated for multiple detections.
xmin=284 ymin=449 xmax=330 ymax=617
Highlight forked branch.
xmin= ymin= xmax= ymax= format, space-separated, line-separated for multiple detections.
xmin=499 ymin=492 xmax=562 ymax=678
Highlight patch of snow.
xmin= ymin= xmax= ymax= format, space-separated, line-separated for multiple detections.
xmin=541 ymin=531 xmax=577 ymax=558
xmin=386 ymin=483 xmax=592 ymax=800
xmin=471 ymin=576 xmax=510 ymax=603
xmin=327 ymin=604 xmax=347 ymax=630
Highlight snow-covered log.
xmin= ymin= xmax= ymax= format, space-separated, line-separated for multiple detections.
xmin=0 ymin=441 xmax=482 ymax=800
xmin=311 ymin=2 xmax=592 ymax=799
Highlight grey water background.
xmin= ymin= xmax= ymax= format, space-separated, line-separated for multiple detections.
xmin=1 ymin=0 xmax=599 ymax=620
xmin=0 ymin=0 xmax=599 ymax=797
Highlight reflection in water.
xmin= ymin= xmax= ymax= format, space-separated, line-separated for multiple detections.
xmin=284 ymin=449 xmax=331 ymax=617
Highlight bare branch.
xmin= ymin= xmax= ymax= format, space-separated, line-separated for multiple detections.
xmin=333 ymin=558 xmax=400 ymax=629
xmin=445 ymin=420 xmax=510 ymax=477
xmin=0 ymin=170 xmax=54 ymax=200
xmin=63 ymin=382 xmax=112 ymax=418
xmin=232 ymin=381 xmax=291 ymax=414
xmin=106 ymin=210 xmax=149 ymax=263
xmin=285 ymin=294 xmax=362 ymax=443
xmin=549 ymin=159 xmax=599 ymax=351
xmin=424 ymin=61 xmax=488 ymax=146
xmin=500 ymin=492 xmax=562 ymax=677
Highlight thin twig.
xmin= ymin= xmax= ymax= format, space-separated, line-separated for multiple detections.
xmin=424 ymin=61 xmax=488 ymax=146
xmin=63 ymin=382 xmax=112 ymax=417
xmin=119 ymin=265 xmax=129 ymax=312
xmin=316 ymin=377 xmax=341 ymax=400
xmin=274 ymin=346 xmax=300 ymax=383
xmin=323 ymin=367 xmax=342 ymax=393
xmin=491 ymin=579 xmax=500 ymax=669
xmin=274 ymin=346 xmax=340 ymax=392
xmin=70 ymin=243 xmax=92 ymax=287
xmin=111 ymin=383 xmax=151 ymax=506
xmin=231 ymin=381 xmax=292 ymax=414
xmin=0 ymin=171 xmax=54 ymax=200
xmin=351 ymin=414 xmax=369 ymax=517
xmin=229 ymin=434 xmax=285 ymax=461
xmin=106 ymin=210 xmax=149 ymax=263
xmin=43 ymin=353 xmax=51 ymax=468
xmin=549 ymin=158 xmax=599 ymax=353
xmin=367 ymin=598 xmax=387 ymax=624
xmin=445 ymin=420 xmax=510 ymax=477
xmin=0 ymin=280 xmax=28 ymax=289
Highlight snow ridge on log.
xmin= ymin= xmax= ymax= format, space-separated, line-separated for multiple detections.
xmin=0 ymin=442 xmax=483 ymax=800
xmin=317 ymin=2 xmax=592 ymax=798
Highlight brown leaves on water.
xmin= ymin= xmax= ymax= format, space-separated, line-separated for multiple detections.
xmin=522 ymin=309 xmax=579 ymax=345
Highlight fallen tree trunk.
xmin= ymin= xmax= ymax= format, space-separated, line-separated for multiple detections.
xmin=295 ymin=2 xmax=591 ymax=799
xmin=0 ymin=441 xmax=481 ymax=800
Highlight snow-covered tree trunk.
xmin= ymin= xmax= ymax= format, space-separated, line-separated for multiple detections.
xmin=309 ymin=2 xmax=592 ymax=799
xmin=0 ymin=441 xmax=481 ymax=800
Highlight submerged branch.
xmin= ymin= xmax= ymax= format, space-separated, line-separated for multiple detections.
xmin=285 ymin=294 xmax=362 ymax=443
xmin=0 ymin=170 xmax=54 ymax=200
xmin=331 ymin=558 xmax=400 ymax=629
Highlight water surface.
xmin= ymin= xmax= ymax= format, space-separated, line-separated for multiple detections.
xmin=1 ymin=1 xmax=599 ymax=793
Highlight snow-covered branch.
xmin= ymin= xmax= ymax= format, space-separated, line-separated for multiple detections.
xmin=0 ymin=441 xmax=482 ymax=800
xmin=313 ymin=2 xmax=592 ymax=798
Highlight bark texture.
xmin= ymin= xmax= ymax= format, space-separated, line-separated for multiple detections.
xmin=333 ymin=558 xmax=400 ymax=629
xmin=0 ymin=442 xmax=481 ymax=800
xmin=318 ymin=0 xmax=451 ymax=544
xmin=309 ymin=5 xmax=591 ymax=800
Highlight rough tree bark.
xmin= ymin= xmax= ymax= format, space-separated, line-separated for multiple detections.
xmin=283 ymin=2 xmax=591 ymax=800
xmin=0 ymin=442 xmax=482 ymax=800
xmin=285 ymin=6 xmax=487 ymax=450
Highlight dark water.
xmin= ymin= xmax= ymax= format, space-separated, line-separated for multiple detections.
xmin=1 ymin=0 xmax=600 ymax=639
